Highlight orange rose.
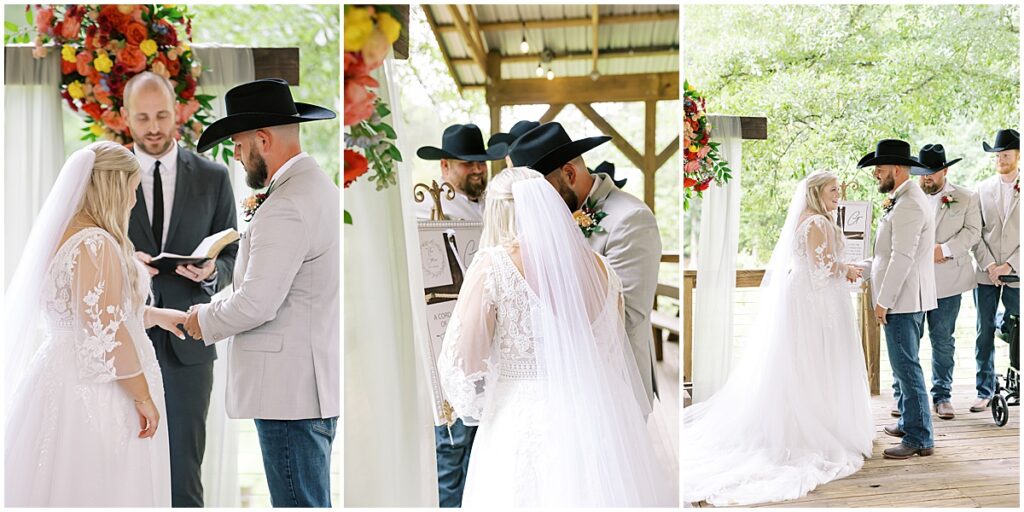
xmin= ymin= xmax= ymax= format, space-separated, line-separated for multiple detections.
xmin=175 ymin=99 xmax=201 ymax=125
xmin=82 ymin=103 xmax=104 ymax=121
xmin=60 ymin=15 xmax=82 ymax=39
xmin=35 ymin=7 xmax=55 ymax=36
xmin=117 ymin=45 xmax=147 ymax=73
xmin=75 ymin=51 xmax=93 ymax=77
xmin=101 ymin=109 xmax=128 ymax=134
xmin=123 ymin=22 xmax=148 ymax=46
xmin=61 ymin=59 xmax=77 ymax=75
xmin=94 ymin=86 xmax=113 ymax=106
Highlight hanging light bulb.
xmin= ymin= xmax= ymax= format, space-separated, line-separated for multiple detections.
xmin=536 ymin=63 xmax=544 ymax=77
xmin=546 ymin=68 xmax=554 ymax=80
xmin=520 ymin=36 xmax=529 ymax=54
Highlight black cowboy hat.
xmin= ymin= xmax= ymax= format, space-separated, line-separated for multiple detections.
xmin=487 ymin=120 xmax=540 ymax=153
xmin=508 ymin=122 xmax=611 ymax=174
xmin=196 ymin=78 xmax=336 ymax=153
xmin=590 ymin=161 xmax=627 ymax=188
xmin=856 ymin=139 xmax=921 ymax=168
xmin=417 ymin=124 xmax=508 ymax=161
xmin=910 ymin=144 xmax=963 ymax=176
xmin=983 ymin=129 xmax=1020 ymax=153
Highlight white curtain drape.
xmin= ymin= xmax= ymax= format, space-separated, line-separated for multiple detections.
xmin=192 ymin=44 xmax=254 ymax=508
xmin=3 ymin=50 xmax=65 ymax=287
xmin=343 ymin=57 xmax=438 ymax=507
xmin=692 ymin=115 xmax=743 ymax=402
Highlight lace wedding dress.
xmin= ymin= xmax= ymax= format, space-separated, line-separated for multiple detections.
xmin=5 ymin=228 xmax=171 ymax=506
xmin=682 ymin=215 xmax=874 ymax=506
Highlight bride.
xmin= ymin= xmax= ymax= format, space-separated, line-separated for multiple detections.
xmin=4 ymin=142 xmax=184 ymax=506
xmin=682 ymin=170 xmax=875 ymax=506
xmin=436 ymin=167 xmax=674 ymax=507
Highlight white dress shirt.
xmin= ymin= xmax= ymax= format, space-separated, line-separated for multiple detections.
xmin=927 ymin=181 xmax=954 ymax=259
xmin=137 ymin=144 xmax=179 ymax=249
xmin=998 ymin=169 xmax=1019 ymax=220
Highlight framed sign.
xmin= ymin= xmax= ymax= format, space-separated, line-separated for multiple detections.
xmin=837 ymin=200 xmax=872 ymax=291
xmin=415 ymin=219 xmax=483 ymax=425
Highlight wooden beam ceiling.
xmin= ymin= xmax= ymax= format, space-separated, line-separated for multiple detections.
xmin=446 ymin=5 xmax=488 ymax=79
xmin=422 ymin=7 xmax=464 ymax=94
xmin=590 ymin=5 xmax=600 ymax=73
xmin=486 ymin=72 xmax=678 ymax=106
xmin=450 ymin=46 xmax=677 ymax=67
xmin=435 ymin=11 xmax=677 ymax=33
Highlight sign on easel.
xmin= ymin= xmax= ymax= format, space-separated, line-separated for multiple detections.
xmin=837 ymin=200 xmax=873 ymax=262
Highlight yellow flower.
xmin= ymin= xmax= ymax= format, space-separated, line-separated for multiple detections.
xmin=139 ymin=39 xmax=158 ymax=57
xmin=573 ymin=210 xmax=593 ymax=228
xmin=377 ymin=11 xmax=402 ymax=44
xmin=89 ymin=123 xmax=105 ymax=137
xmin=61 ymin=44 xmax=77 ymax=63
xmin=345 ymin=7 xmax=374 ymax=52
xmin=93 ymin=52 xmax=113 ymax=73
xmin=68 ymin=80 xmax=86 ymax=99
xmin=689 ymin=144 xmax=698 ymax=153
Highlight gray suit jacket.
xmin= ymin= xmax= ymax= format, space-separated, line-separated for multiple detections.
xmin=974 ymin=174 xmax=1020 ymax=289
xmin=865 ymin=180 xmax=938 ymax=314
xmin=933 ymin=182 xmax=981 ymax=298
xmin=129 ymin=147 xmax=237 ymax=365
xmin=585 ymin=174 xmax=662 ymax=405
xmin=198 ymin=155 xmax=340 ymax=420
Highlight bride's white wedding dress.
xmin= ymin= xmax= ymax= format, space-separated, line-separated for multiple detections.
xmin=5 ymin=228 xmax=171 ymax=506
xmin=436 ymin=178 xmax=673 ymax=507
xmin=682 ymin=214 xmax=874 ymax=506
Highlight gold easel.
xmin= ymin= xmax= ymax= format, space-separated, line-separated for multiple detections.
xmin=413 ymin=180 xmax=455 ymax=221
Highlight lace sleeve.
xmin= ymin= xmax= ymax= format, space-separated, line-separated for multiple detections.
xmin=71 ymin=233 xmax=143 ymax=383
xmin=803 ymin=216 xmax=849 ymax=289
xmin=437 ymin=250 xmax=497 ymax=425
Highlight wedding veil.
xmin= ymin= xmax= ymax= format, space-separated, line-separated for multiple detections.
xmin=3 ymin=148 xmax=96 ymax=403
xmin=512 ymin=178 xmax=673 ymax=506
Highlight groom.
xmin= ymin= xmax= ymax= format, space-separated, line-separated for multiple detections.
xmin=509 ymin=122 xmax=662 ymax=405
xmin=857 ymin=139 xmax=938 ymax=459
xmin=183 ymin=79 xmax=340 ymax=507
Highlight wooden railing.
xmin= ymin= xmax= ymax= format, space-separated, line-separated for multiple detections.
xmin=683 ymin=269 xmax=882 ymax=395
xmin=651 ymin=252 xmax=681 ymax=361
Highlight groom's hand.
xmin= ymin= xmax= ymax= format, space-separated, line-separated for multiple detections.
xmin=177 ymin=259 xmax=216 ymax=282
xmin=933 ymin=245 xmax=947 ymax=264
xmin=135 ymin=251 xmax=159 ymax=276
xmin=874 ymin=304 xmax=888 ymax=325
xmin=184 ymin=307 xmax=204 ymax=340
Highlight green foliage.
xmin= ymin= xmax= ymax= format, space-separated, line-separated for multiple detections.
xmin=685 ymin=4 xmax=1019 ymax=266
xmin=191 ymin=4 xmax=340 ymax=182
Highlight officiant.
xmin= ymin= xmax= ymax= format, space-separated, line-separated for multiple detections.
xmin=415 ymin=123 xmax=506 ymax=221
xmin=124 ymin=71 xmax=238 ymax=507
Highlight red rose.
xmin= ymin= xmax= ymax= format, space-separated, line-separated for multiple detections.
xmin=156 ymin=54 xmax=181 ymax=77
xmin=116 ymin=45 xmax=147 ymax=73
xmin=61 ymin=59 xmax=77 ymax=75
xmin=179 ymin=76 xmax=196 ymax=100
xmin=683 ymin=177 xmax=697 ymax=189
xmin=82 ymin=103 xmax=104 ymax=121
xmin=154 ymin=19 xmax=178 ymax=47
xmin=694 ymin=179 xmax=711 ymax=192
xmin=344 ymin=149 xmax=369 ymax=188
xmin=123 ymin=22 xmax=148 ymax=46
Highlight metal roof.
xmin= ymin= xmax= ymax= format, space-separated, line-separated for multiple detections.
xmin=424 ymin=4 xmax=679 ymax=89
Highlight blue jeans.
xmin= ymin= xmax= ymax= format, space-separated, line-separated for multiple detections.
xmin=884 ymin=312 xmax=934 ymax=449
xmin=254 ymin=417 xmax=337 ymax=507
xmin=893 ymin=295 xmax=961 ymax=406
xmin=975 ymin=284 xmax=1020 ymax=398
xmin=434 ymin=419 xmax=477 ymax=507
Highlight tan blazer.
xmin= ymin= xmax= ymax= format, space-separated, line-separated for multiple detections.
xmin=585 ymin=174 xmax=662 ymax=405
xmin=974 ymin=174 xmax=1021 ymax=289
xmin=865 ymin=180 xmax=938 ymax=314
xmin=933 ymin=182 xmax=982 ymax=298
xmin=198 ymin=155 xmax=340 ymax=420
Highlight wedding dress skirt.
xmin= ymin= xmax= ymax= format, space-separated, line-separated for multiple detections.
xmin=5 ymin=228 xmax=171 ymax=507
xmin=682 ymin=216 xmax=874 ymax=506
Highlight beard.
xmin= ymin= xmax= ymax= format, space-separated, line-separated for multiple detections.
xmin=921 ymin=179 xmax=943 ymax=195
xmin=135 ymin=133 xmax=174 ymax=158
xmin=877 ymin=173 xmax=896 ymax=194
xmin=552 ymin=175 xmax=580 ymax=211
xmin=458 ymin=172 xmax=487 ymax=200
xmin=244 ymin=148 xmax=270 ymax=189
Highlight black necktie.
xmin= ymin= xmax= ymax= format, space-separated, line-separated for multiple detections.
xmin=152 ymin=160 xmax=163 ymax=251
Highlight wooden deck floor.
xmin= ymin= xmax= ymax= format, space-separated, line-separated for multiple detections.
xmin=650 ymin=339 xmax=680 ymax=502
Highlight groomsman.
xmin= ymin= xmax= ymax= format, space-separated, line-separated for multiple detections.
xmin=416 ymin=123 xmax=505 ymax=507
xmin=416 ymin=124 xmax=507 ymax=222
xmin=488 ymin=119 xmax=539 ymax=168
xmin=857 ymin=139 xmax=938 ymax=459
xmin=972 ymin=129 xmax=1020 ymax=413
xmin=891 ymin=144 xmax=980 ymax=420
xmin=509 ymin=122 xmax=662 ymax=406
xmin=123 ymin=72 xmax=238 ymax=507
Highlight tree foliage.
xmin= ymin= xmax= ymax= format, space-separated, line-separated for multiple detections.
xmin=685 ymin=4 xmax=1019 ymax=265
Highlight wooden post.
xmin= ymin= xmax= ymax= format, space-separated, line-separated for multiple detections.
xmin=860 ymin=286 xmax=882 ymax=395
xmin=539 ymin=103 xmax=565 ymax=123
xmin=644 ymin=99 xmax=657 ymax=211
xmin=683 ymin=270 xmax=695 ymax=385
xmin=575 ymin=102 xmax=644 ymax=168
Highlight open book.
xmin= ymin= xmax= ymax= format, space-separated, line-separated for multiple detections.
xmin=150 ymin=228 xmax=239 ymax=272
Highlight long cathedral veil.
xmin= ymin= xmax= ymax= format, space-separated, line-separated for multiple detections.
xmin=3 ymin=148 xmax=96 ymax=404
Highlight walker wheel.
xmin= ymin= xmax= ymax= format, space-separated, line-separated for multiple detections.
xmin=992 ymin=394 xmax=1010 ymax=427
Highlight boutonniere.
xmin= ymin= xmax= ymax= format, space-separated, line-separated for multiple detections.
xmin=573 ymin=198 xmax=608 ymax=238
xmin=940 ymin=194 xmax=957 ymax=209
xmin=882 ymin=197 xmax=897 ymax=216
xmin=241 ymin=192 xmax=268 ymax=222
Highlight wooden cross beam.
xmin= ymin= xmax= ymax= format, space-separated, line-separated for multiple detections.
xmin=450 ymin=46 xmax=678 ymax=67
xmin=436 ymin=11 xmax=677 ymax=33
xmin=487 ymin=72 xmax=678 ymax=106
xmin=446 ymin=5 xmax=489 ymax=80
xmin=422 ymin=6 xmax=463 ymax=94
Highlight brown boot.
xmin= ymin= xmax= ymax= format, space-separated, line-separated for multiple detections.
xmin=891 ymin=400 xmax=901 ymax=417
xmin=883 ymin=424 xmax=905 ymax=438
xmin=969 ymin=398 xmax=991 ymax=413
xmin=883 ymin=443 xmax=934 ymax=459
xmin=935 ymin=402 xmax=955 ymax=420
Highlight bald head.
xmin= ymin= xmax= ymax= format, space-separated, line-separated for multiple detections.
xmin=122 ymin=71 xmax=177 ymax=156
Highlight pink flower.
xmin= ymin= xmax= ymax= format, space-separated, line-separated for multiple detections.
xmin=684 ymin=160 xmax=701 ymax=173
xmin=697 ymin=146 xmax=711 ymax=159
xmin=345 ymin=82 xmax=377 ymax=126
xmin=101 ymin=109 xmax=128 ymax=134
xmin=361 ymin=29 xmax=391 ymax=70
xmin=35 ymin=8 xmax=55 ymax=36
xmin=60 ymin=15 xmax=82 ymax=39
xmin=75 ymin=51 xmax=94 ymax=77
xmin=175 ymin=99 xmax=201 ymax=125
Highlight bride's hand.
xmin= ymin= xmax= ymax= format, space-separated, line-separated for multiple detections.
xmin=134 ymin=396 xmax=160 ymax=439
xmin=147 ymin=307 xmax=187 ymax=339
xmin=845 ymin=265 xmax=863 ymax=282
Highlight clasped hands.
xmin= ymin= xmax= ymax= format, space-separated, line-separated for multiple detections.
xmin=986 ymin=262 xmax=1014 ymax=286
xmin=184 ymin=306 xmax=204 ymax=341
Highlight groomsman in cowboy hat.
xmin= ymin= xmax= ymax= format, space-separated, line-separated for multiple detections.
xmin=971 ymin=128 xmax=1020 ymax=414
xmin=416 ymin=124 xmax=507 ymax=221
xmin=510 ymin=122 xmax=662 ymax=407
xmin=489 ymin=119 xmax=539 ymax=168
xmin=855 ymin=139 xmax=938 ymax=459
xmin=889 ymin=144 xmax=981 ymax=421
xmin=183 ymin=78 xmax=340 ymax=507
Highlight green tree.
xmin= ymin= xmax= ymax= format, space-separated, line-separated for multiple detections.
xmin=685 ymin=4 xmax=1019 ymax=266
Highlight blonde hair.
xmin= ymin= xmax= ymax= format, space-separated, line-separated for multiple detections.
xmin=79 ymin=141 xmax=145 ymax=307
xmin=480 ymin=167 xmax=544 ymax=248
xmin=804 ymin=170 xmax=842 ymax=237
